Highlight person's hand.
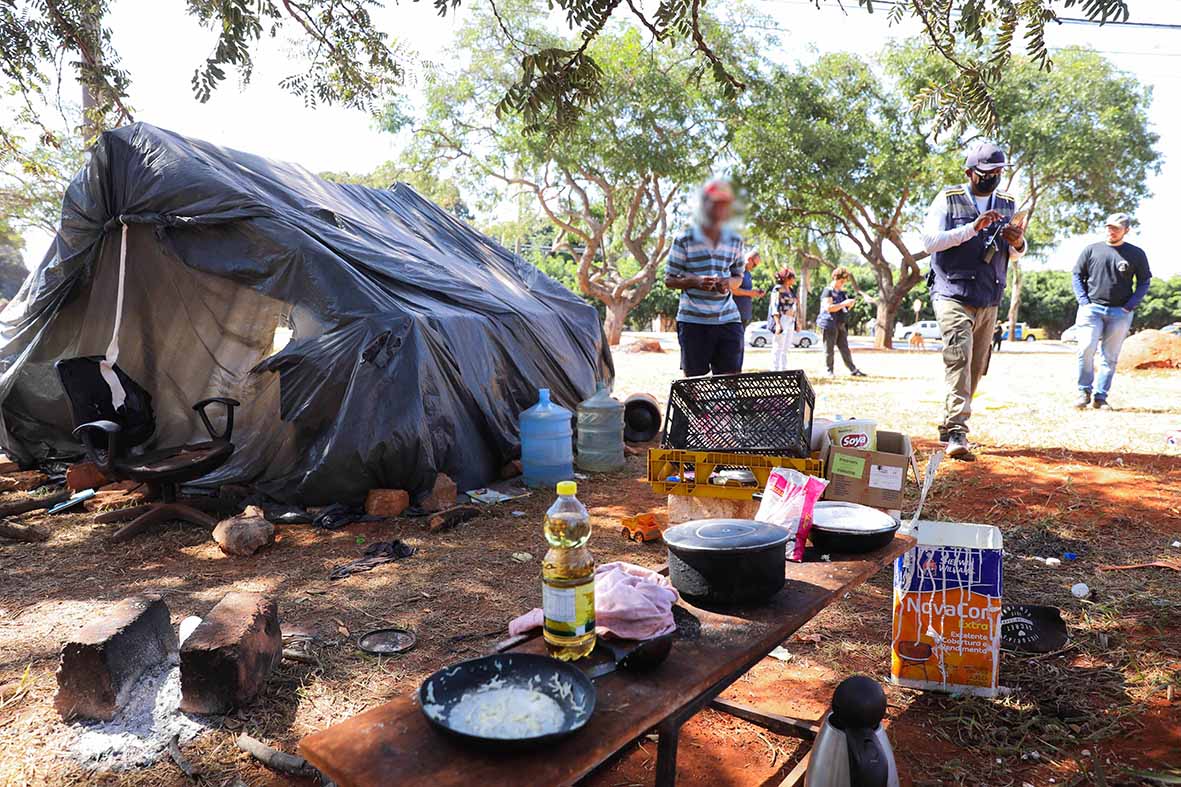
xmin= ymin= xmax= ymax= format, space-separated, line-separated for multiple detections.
xmin=1001 ymin=223 xmax=1025 ymax=248
xmin=973 ymin=210 xmax=1003 ymax=232
xmin=697 ymin=275 xmax=719 ymax=291
xmin=843 ymin=299 xmax=856 ymax=310
xmin=753 ymin=289 xmax=766 ymax=298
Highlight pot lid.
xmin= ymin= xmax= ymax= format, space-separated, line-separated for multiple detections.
xmin=664 ymin=519 xmax=789 ymax=553
xmin=811 ymin=502 xmax=898 ymax=534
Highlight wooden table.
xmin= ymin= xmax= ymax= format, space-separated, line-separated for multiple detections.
xmin=300 ymin=534 xmax=915 ymax=787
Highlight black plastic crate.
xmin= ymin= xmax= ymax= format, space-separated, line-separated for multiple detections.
xmin=661 ymin=370 xmax=815 ymax=457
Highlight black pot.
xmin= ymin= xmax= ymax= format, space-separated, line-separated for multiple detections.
xmin=808 ymin=525 xmax=898 ymax=554
xmin=808 ymin=501 xmax=900 ymax=555
xmin=663 ymin=519 xmax=788 ymax=605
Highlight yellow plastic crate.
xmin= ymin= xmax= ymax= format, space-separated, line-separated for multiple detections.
xmin=647 ymin=448 xmax=824 ymax=500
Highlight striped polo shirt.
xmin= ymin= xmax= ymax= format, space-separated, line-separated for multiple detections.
xmin=666 ymin=225 xmax=745 ymax=325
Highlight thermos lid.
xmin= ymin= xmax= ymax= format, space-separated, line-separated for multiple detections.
xmin=830 ymin=675 xmax=887 ymax=730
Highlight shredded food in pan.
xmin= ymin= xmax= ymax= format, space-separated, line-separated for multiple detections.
xmin=424 ymin=673 xmax=586 ymax=739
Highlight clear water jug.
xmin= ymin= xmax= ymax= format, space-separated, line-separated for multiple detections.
xmin=521 ymin=388 xmax=574 ymax=488
xmin=576 ymin=383 xmax=625 ymax=472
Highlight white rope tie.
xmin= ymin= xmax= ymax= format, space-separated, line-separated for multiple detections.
xmin=99 ymin=222 xmax=129 ymax=410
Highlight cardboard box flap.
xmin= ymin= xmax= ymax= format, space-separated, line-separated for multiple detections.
xmin=913 ymin=520 xmax=1003 ymax=550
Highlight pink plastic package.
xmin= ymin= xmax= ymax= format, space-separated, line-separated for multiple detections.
xmin=754 ymin=469 xmax=828 ymax=561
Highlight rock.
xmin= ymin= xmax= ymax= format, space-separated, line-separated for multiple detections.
xmin=179 ymin=592 xmax=281 ymax=714
xmin=212 ymin=506 xmax=274 ymax=556
xmin=364 ymin=489 xmax=410 ymax=518
xmin=499 ymin=460 xmax=523 ymax=480
xmin=0 ymin=470 xmax=50 ymax=492
xmin=0 ymin=454 xmax=20 ymax=474
xmin=66 ymin=461 xmax=110 ymax=492
xmin=1117 ymin=329 xmax=1181 ymax=371
xmin=55 ymin=593 xmax=178 ymax=721
xmin=421 ymin=473 xmax=457 ymax=513
xmin=622 ymin=338 xmax=665 ymax=353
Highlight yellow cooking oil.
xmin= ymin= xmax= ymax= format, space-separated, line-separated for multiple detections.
xmin=542 ymin=481 xmax=596 ymax=660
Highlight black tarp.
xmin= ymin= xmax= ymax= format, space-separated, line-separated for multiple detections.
xmin=0 ymin=123 xmax=611 ymax=504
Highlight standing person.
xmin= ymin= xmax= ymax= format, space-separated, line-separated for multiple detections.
xmin=921 ymin=142 xmax=1026 ymax=459
xmin=817 ymin=267 xmax=866 ymax=378
xmin=665 ymin=179 xmax=746 ymax=377
xmin=768 ymin=267 xmax=800 ymax=372
xmin=732 ymin=249 xmax=766 ymax=328
xmin=1071 ymin=213 xmax=1152 ymax=410
xmin=992 ymin=323 xmax=1003 ymax=352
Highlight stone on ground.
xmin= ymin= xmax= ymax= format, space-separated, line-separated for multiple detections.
xmin=364 ymin=489 xmax=410 ymax=517
xmin=66 ymin=461 xmax=111 ymax=492
xmin=0 ymin=470 xmax=50 ymax=492
xmin=212 ymin=505 xmax=274 ymax=556
xmin=622 ymin=338 xmax=664 ymax=353
xmin=0 ymin=454 xmax=20 ymax=474
xmin=420 ymin=473 xmax=457 ymax=512
xmin=179 ymin=592 xmax=281 ymax=714
xmin=55 ymin=593 xmax=178 ymax=721
xmin=1117 ymin=329 xmax=1181 ymax=371
xmin=84 ymin=480 xmax=149 ymax=513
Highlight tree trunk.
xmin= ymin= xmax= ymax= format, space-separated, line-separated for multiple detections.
xmin=1007 ymin=260 xmax=1023 ymax=338
xmin=602 ymin=299 xmax=632 ymax=346
xmin=874 ymin=298 xmax=900 ymax=350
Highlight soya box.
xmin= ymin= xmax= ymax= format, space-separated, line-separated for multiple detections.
xmin=822 ymin=430 xmax=914 ymax=510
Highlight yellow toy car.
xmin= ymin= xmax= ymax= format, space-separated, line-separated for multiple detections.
xmin=621 ymin=514 xmax=665 ymax=543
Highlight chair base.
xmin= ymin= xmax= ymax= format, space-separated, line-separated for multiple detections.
xmin=102 ymin=502 xmax=218 ymax=542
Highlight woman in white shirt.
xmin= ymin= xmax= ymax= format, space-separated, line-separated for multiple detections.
xmin=768 ymin=268 xmax=800 ymax=372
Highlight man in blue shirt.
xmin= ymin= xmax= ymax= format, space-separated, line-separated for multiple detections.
xmin=665 ymin=179 xmax=747 ymax=377
xmin=1071 ymin=213 xmax=1152 ymax=410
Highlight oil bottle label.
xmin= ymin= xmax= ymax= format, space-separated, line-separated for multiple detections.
xmin=543 ymin=580 xmax=595 ymax=637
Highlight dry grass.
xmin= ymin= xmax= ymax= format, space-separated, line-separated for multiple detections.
xmin=0 ymin=343 xmax=1178 ymax=786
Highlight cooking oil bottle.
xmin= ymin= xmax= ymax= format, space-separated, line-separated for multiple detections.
xmin=542 ymin=481 xmax=596 ymax=660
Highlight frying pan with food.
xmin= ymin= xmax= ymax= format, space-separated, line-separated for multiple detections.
xmin=418 ymin=653 xmax=596 ymax=748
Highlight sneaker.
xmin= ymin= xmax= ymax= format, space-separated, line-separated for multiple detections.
xmin=826 ymin=369 xmax=836 ymax=377
xmin=1092 ymin=397 xmax=1112 ymax=410
xmin=1074 ymin=391 xmax=1091 ymax=409
xmin=850 ymin=369 xmax=867 ymax=377
xmin=946 ymin=432 xmax=973 ymax=460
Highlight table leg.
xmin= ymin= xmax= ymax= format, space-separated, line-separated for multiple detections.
xmin=654 ymin=718 xmax=681 ymax=787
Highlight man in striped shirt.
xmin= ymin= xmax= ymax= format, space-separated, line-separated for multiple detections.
xmin=664 ymin=179 xmax=746 ymax=377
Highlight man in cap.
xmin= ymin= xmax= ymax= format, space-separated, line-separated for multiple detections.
xmin=921 ymin=142 xmax=1027 ymax=459
xmin=1070 ymin=213 xmax=1152 ymax=410
xmin=665 ymin=179 xmax=747 ymax=376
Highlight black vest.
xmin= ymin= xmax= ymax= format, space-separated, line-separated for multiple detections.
xmin=930 ymin=186 xmax=1015 ymax=308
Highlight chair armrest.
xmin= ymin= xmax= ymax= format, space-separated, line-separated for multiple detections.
xmin=73 ymin=420 xmax=121 ymax=473
xmin=193 ymin=398 xmax=240 ymax=441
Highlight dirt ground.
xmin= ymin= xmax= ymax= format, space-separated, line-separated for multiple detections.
xmin=1 ymin=342 xmax=1178 ymax=786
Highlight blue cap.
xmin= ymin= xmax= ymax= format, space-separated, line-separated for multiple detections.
xmin=965 ymin=142 xmax=1009 ymax=172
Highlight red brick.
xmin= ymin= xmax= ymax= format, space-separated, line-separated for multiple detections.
xmin=66 ymin=461 xmax=111 ymax=492
xmin=0 ymin=470 xmax=49 ymax=492
xmin=0 ymin=454 xmax=20 ymax=474
xmin=55 ymin=594 xmax=178 ymax=721
xmin=365 ymin=489 xmax=410 ymax=517
xmin=179 ymin=592 xmax=281 ymax=714
xmin=84 ymin=481 xmax=149 ymax=513
xmin=420 ymin=473 xmax=457 ymax=512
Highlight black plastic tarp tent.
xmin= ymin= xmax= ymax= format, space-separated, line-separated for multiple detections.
xmin=0 ymin=123 xmax=611 ymax=504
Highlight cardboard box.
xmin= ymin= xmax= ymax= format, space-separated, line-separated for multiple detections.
xmin=891 ymin=521 xmax=1004 ymax=697
xmin=822 ymin=430 xmax=914 ymax=510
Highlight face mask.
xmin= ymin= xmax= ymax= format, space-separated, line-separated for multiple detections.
xmin=974 ymin=171 xmax=1000 ymax=194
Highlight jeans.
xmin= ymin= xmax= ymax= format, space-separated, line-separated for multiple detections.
xmin=1076 ymin=303 xmax=1134 ymax=399
xmin=771 ymin=327 xmax=794 ymax=371
xmin=822 ymin=323 xmax=857 ymax=373
xmin=934 ymin=298 xmax=998 ymax=435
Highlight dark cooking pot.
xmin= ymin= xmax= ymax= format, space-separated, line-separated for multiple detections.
xmin=808 ymin=501 xmax=900 ymax=554
xmin=663 ymin=519 xmax=788 ymax=605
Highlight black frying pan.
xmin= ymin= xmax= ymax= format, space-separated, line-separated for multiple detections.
xmin=418 ymin=653 xmax=596 ymax=748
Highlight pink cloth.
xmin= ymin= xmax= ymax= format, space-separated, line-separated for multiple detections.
xmin=509 ymin=561 xmax=679 ymax=639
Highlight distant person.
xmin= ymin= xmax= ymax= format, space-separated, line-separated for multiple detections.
xmin=732 ymin=249 xmax=766 ymax=328
xmin=993 ymin=323 xmax=1003 ymax=352
xmin=665 ymin=179 xmax=746 ymax=377
xmin=1071 ymin=212 xmax=1152 ymax=410
xmin=817 ymin=267 xmax=866 ymax=378
xmin=921 ymin=142 xmax=1026 ymax=460
xmin=768 ymin=267 xmax=800 ymax=372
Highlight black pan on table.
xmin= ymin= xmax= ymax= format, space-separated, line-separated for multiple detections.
xmin=418 ymin=653 xmax=596 ymax=748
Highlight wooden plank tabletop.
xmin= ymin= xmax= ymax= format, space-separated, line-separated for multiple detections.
xmin=300 ymin=534 xmax=915 ymax=787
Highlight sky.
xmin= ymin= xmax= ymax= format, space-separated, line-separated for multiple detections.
xmin=13 ymin=0 xmax=1181 ymax=277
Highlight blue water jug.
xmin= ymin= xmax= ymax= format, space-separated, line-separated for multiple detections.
xmin=521 ymin=388 xmax=574 ymax=488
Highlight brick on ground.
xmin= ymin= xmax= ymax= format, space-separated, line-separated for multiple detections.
xmin=0 ymin=454 xmax=20 ymax=474
xmin=0 ymin=470 xmax=50 ymax=492
xmin=179 ymin=592 xmax=281 ymax=714
xmin=365 ymin=489 xmax=410 ymax=517
xmin=420 ymin=473 xmax=457 ymax=512
xmin=84 ymin=481 xmax=149 ymax=513
xmin=66 ymin=461 xmax=111 ymax=492
xmin=55 ymin=593 xmax=178 ymax=721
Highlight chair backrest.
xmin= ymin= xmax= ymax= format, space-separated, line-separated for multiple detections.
xmin=55 ymin=357 xmax=156 ymax=450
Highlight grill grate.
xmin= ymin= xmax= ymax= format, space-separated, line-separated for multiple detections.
xmin=661 ymin=370 xmax=815 ymax=457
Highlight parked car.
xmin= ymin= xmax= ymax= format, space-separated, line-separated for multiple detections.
xmin=745 ymin=324 xmax=820 ymax=349
xmin=1000 ymin=322 xmax=1046 ymax=341
xmin=894 ymin=320 xmax=942 ymax=341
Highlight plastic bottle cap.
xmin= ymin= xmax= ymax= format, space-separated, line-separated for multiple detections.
xmin=539 ymin=388 xmax=551 ymax=404
xmin=556 ymin=481 xmax=577 ymax=496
